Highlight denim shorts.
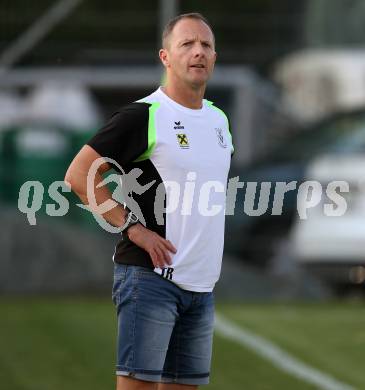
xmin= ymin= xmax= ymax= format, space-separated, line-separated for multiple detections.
xmin=112 ymin=264 xmax=215 ymax=385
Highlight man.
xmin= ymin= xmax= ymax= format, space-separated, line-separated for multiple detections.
xmin=65 ymin=12 xmax=234 ymax=390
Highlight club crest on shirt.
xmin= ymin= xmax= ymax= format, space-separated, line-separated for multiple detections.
xmin=177 ymin=133 xmax=189 ymax=149
xmin=215 ymin=128 xmax=227 ymax=148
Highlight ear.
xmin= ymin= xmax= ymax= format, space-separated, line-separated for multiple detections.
xmin=159 ymin=48 xmax=170 ymax=68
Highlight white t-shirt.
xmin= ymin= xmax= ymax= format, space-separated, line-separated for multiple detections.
xmin=88 ymin=87 xmax=234 ymax=292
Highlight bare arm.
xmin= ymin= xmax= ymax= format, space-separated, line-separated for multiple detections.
xmin=64 ymin=145 xmax=176 ymax=268
xmin=65 ymin=145 xmax=126 ymax=227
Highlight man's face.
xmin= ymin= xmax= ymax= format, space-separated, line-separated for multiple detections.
xmin=160 ymin=18 xmax=217 ymax=88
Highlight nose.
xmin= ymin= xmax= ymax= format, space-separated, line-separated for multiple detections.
xmin=192 ymin=42 xmax=205 ymax=58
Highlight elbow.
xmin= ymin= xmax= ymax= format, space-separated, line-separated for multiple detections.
xmin=64 ymin=166 xmax=87 ymax=197
xmin=64 ymin=167 xmax=80 ymax=194
xmin=64 ymin=168 xmax=73 ymax=190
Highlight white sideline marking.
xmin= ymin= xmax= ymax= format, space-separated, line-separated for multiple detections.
xmin=215 ymin=313 xmax=355 ymax=390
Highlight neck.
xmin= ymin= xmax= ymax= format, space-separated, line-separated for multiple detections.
xmin=162 ymin=77 xmax=206 ymax=109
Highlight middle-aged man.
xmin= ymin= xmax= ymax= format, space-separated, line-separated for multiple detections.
xmin=65 ymin=12 xmax=234 ymax=390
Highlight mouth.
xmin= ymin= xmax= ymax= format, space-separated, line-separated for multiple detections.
xmin=190 ymin=64 xmax=205 ymax=69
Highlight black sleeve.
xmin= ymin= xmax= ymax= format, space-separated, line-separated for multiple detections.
xmin=87 ymin=102 xmax=150 ymax=167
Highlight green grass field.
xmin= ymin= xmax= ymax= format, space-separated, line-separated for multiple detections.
xmin=1 ymin=298 xmax=364 ymax=390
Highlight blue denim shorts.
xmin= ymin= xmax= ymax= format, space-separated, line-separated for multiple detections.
xmin=112 ymin=264 xmax=215 ymax=385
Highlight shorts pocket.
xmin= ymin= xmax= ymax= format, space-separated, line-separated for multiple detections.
xmin=112 ymin=264 xmax=128 ymax=305
xmin=135 ymin=266 xmax=156 ymax=278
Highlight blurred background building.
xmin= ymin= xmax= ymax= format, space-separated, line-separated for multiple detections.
xmin=1 ymin=0 xmax=365 ymax=298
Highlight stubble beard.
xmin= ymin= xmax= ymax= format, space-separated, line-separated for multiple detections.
xmin=186 ymin=69 xmax=210 ymax=91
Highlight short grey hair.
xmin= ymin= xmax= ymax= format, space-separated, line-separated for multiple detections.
xmin=162 ymin=12 xmax=215 ymax=48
